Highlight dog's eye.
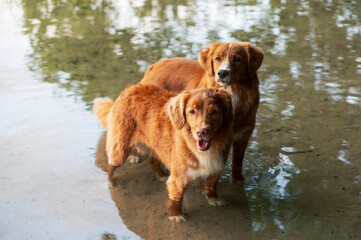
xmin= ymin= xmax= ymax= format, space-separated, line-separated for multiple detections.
xmin=189 ymin=109 xmax=195 ymax=114
xmin=234 ymin=57 xmax=240 ymax=62
xmin=215 ymin=57 xmax=221 ymax=61
xmin=211 ymin=110 xmax=218 ymax=115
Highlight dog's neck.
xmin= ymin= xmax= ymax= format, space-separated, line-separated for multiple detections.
xmin=186 ymin=148 xmax=225 ymax=180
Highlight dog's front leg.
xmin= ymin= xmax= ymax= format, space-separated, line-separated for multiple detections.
xmin=204 ymin=174 xmax=226 ymax=206
xmin=166 ymin=175 xmax=187 ymax=222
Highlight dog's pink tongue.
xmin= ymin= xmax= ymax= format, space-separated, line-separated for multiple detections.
xmin=197 ymin=139 xmax=210 ymax=151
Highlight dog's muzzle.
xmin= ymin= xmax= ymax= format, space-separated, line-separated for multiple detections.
xmin=216 ymin=70 xmax=231 ymax=85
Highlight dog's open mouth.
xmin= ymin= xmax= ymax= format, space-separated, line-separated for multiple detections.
xmin=197 ymin=139 xmax=211 ymax=152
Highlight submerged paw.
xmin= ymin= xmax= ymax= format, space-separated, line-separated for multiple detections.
xmin=157 ymin=175 xmax=168 ymax=182
xmin=207 ymin=197 xmax=227 ymax=207
xmin=168 ymin=215 xmax=187 ymax=222
xmin=128 ymin=155 xmax=140 ymax=164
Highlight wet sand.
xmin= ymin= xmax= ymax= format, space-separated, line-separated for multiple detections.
xmin=95 ymin=133 xmax=252 ymax=240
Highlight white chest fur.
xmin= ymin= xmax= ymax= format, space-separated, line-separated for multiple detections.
xmin=226 ymin=86 xmax=239 ymax=113
xmin=187 ymin=149 xmax=224 ymax=180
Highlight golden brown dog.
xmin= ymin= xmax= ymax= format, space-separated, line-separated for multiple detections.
xmin=93 ymin=84 xmax=233 ymax=222
xmin=140 ymin=42 xmax=263 ymax=181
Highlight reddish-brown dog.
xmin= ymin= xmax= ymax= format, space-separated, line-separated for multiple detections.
xmin=140 ymin=42 xmax=263 ymax=181
xmin=93 ymin=84 xmax=233 ymax=222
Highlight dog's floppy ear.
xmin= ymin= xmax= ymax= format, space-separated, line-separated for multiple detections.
xmin=199 ymin=42 xmax=221 ymax=77
xmin=214 ymin=89 xmax=233 ymax=124
xmin=168 ymin=91 xmax=191 ymax=130
xmin=246 ymin=43 xmax=264 ymax=77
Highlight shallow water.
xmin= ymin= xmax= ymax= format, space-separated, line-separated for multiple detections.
xmin=1 ymin=0 xmax=360 ymax=239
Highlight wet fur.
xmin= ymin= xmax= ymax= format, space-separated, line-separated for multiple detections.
xmin=140 ymin=42 xmax=263 ymax=181
xmin=93 ymin=84 xmax=233 ymax=220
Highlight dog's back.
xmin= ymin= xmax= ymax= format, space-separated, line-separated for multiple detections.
xmin=95 ymin=85 xmax=178 ymax=167
xmin=93 ymin=85 xmax=175 ymax=130
xmin=141 ymin=58 xmax=208 ymax=91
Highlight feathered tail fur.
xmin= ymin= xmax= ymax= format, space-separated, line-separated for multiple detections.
xmin=93 ymin=98 xmax=114 ymax=129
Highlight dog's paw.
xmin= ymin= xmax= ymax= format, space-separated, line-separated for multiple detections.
xmin=157 ymin=175 xmax=168 ymax=182
xmin=108 ymin=181 xmax=116 ymax=189
xmin=128 ymin=155 xmax=140 ymax=164
xmin=207 ymin=197 xmax=227 ymax=207
xmin=168 ymin=215 xmax=187 ymax=222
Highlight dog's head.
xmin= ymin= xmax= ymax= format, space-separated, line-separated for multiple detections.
xmin=199 ymin=42 xmax=263 ymax=86
xmin=168 ymin=88 xmax=233 ymax=152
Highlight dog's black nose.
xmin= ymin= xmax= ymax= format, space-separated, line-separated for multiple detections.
xmin=217 ymin=70 xmax=229 ymax=80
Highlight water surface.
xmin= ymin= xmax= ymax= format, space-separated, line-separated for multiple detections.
xmin=1 ymin=0 xmax=360 ymax=239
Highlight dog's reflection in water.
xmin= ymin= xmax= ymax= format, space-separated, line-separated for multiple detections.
xmin=95 ymin=132 xmax=252 ymax=240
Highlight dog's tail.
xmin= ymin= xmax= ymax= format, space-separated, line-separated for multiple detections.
xmin=93 ymin=98 xmax=114 ymax=129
